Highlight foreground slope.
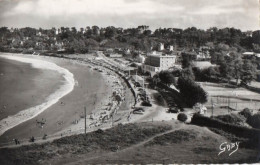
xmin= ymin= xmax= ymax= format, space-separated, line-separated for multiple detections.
xmin=0 ymin=121 xmax=258 ymax=164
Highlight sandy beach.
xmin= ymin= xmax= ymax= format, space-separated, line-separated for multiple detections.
xmin=0 ymin=53 xmax=130 ymax=144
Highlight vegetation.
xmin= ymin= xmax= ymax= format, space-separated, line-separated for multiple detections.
xmin=238 ymin=108 xmax=253 ymax=119
xmin=146 ymin=129 xmax=197 ymax=146
xmin=0 ymin=123 xmax=172 ymax=165
xmin=158 ymin=70 xmax=176 ymax=86
xmin=0 ymin=26 xmax=259 ymax=54
xmin=214 ymin=113 xmax=247 ymax=127
xmin=177 ymin=77 xmax=208 ymax=107
xmin=177 ymin=113 xmax=188 ymax=122
xmin=194 ymin=52 xmax=257 ymax=86
xmin=247 ymin=113 xmax=260 ymax=129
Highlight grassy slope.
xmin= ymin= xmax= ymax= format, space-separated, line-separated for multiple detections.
xmin=0 ymin=121 xmax=258 ymax=165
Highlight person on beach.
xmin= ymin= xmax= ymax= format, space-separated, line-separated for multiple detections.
xmin=30 ymin=136 xmax=35 ymax=142
xmin=14 ymin=139 xmax=18 ymax=145
xmin=43 ymin=134 xmax=47 ymax=140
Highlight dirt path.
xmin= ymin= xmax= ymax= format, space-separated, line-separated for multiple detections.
xmin=64 ymin=122 xmax=186 ymax=165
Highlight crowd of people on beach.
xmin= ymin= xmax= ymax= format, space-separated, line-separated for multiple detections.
xmin=51 ymin=55 xmax=129 ymax=137
xmin=86 ymin=60 xmax=126 ymax=128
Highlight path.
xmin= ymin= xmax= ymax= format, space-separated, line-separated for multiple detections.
xmin=64 ymin=122 xmax=186 ymax=165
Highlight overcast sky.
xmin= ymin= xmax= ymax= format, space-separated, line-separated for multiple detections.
xmin=0 ymin=0 xmax=259 ymax=31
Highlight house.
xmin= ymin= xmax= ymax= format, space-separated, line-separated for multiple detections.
xmin=124 ymin=48 xmax=131 ymax=55
xmin=37 ymin=31 xmax=42 ymax=36
xmin=168 ymin=45 xmax=174 ymax=51
xmin=192 ymin=61 xmax=214 ymax=69
xmin=109 ymin=53 xmax=123 ymax=58
xmin=158 ymin=43 xmax=164 ymax=51
xmin=136 ymin=54 xmax=146 ymax=63
xmin=242 ymin=52 xmax=255 ymax=57
xmin=142 ymin=53 xmax=177 ymax=76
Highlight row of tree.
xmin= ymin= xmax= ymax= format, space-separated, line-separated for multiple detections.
xmin=0 ymin=26 xmax=260 ymax=53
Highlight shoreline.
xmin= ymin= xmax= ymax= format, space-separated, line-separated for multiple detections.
xmin=0 ymin=53 xmax=130 ymax=145
xmin=0 ymin=54 xmax=75 ymax=136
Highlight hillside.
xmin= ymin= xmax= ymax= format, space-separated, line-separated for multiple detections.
xmin=0 ymin=121 xmax=258 ymax=164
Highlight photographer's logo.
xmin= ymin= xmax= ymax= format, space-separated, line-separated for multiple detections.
xmin=218 ymin=142 xmax=240 ymax=156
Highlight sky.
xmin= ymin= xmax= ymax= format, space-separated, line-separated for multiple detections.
xmin=0 ymin=0 xmax=259 ymax=31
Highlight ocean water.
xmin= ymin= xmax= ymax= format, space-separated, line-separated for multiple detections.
xmin=0 ymin=56 xmax=64 ymax=120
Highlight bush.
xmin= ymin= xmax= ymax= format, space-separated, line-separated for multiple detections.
xmin=247 ymin=113 xmax=260 ymax=129
xmin=214 ymin=113 xmax=247 ymax=127
xmin=177 ymin=113 xmax=188 ymax=122
xmin=141 ymin=101 xmax=152 ymax=107
xmin=239 ymin=108 xmax=253 ymax=119
xmin=191 ymin=113 xmax=260 ymax=140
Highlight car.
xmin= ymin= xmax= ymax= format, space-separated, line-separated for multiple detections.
xmin=133 ymin=107 xmax=145 ymax=114
xmin=141 ymin=101 xmax=152 ymax=107
xmin=168 ymin=107 xmax=179 ymax=113
xmin=137 ymin=88 xmax=143 ymax=91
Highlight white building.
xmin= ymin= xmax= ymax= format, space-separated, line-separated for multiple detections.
xmin=158 ymin=43 xmax=164 ymax=51
xmin=137 ymin=54 xmax=146 ymax=63
xmin=142 ymin=53 xmax=176 ymax=76
xmin=169 ymin=45 xmax=174 ymax=51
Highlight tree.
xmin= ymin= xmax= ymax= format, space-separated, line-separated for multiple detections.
xmin=247 ymin=113 xmax=260 ymax=129
xmin=152 ymin=73 xmax=161 ymax=86
xmin=158 ymin=70 xmax=176 ymax=86
xmin=229 ymin=53 xmax=243 ymax=85
xmin=104 ymin=26 xmax=117 ymax=38
xmin=181 ymin=67 xmax=195 ymax=80
xmin=240 ymin=60 xmax=257 ymax=86
xmin=219 ymin=61 xmax=232 ymax=82
xmin=211 ymin=52 xmax=225 ymax=64
xmin=177 ymin=77 xmax=208 ymax=107
xmin=252 ymin=30 xmax=260 ymax=44
xmin=200 ymin=66 xmax=220 ymax=81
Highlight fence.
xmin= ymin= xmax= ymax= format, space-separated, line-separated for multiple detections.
xmin=203 ymin=95 xmax=260 ymax=117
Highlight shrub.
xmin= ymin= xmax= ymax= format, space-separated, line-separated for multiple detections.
xmin=247 ymin=113 xmax=260 ymax=129
xmin=177 ymin=113 xmax=188 ymax=122
xmin=141 ymin=101 xmax=152 ymax=107
xmin=239 ymin=108 xmax=253 ymax=119
xmin=214 ymin=113 xmax=247 ymax=127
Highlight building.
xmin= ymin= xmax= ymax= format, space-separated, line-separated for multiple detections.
xmin=109 ymin=53 xmax=123 ymax=58
xmin=136 ymin=54 xmax=146 ymax=63
xmin=192 ymin=61 xmax=214 ymax=69
xmin=142 ymin=53 xmax=176 ymax=76
xmin=168 ymin=45 xmax=174 ymax=51
xmin=242 ymin=52 xmax=255 ymax=56
xmin=158 ymin=43 xmax=164 ymax=51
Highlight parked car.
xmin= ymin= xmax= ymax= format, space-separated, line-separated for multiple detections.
xmin=141 ymin=101 xmax=152 ymax=107
xmin=133 ymin=107 xmax=145 ymax=114
xmin=168 ymin=107 xmax=179 ymax=113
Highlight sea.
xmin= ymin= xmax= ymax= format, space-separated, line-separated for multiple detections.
xmin=0 ymin=56 xmax=64 ymax=120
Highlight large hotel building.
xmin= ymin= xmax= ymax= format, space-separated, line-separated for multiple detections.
xmin=142 ymin=53 xmax=176 ymax=76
